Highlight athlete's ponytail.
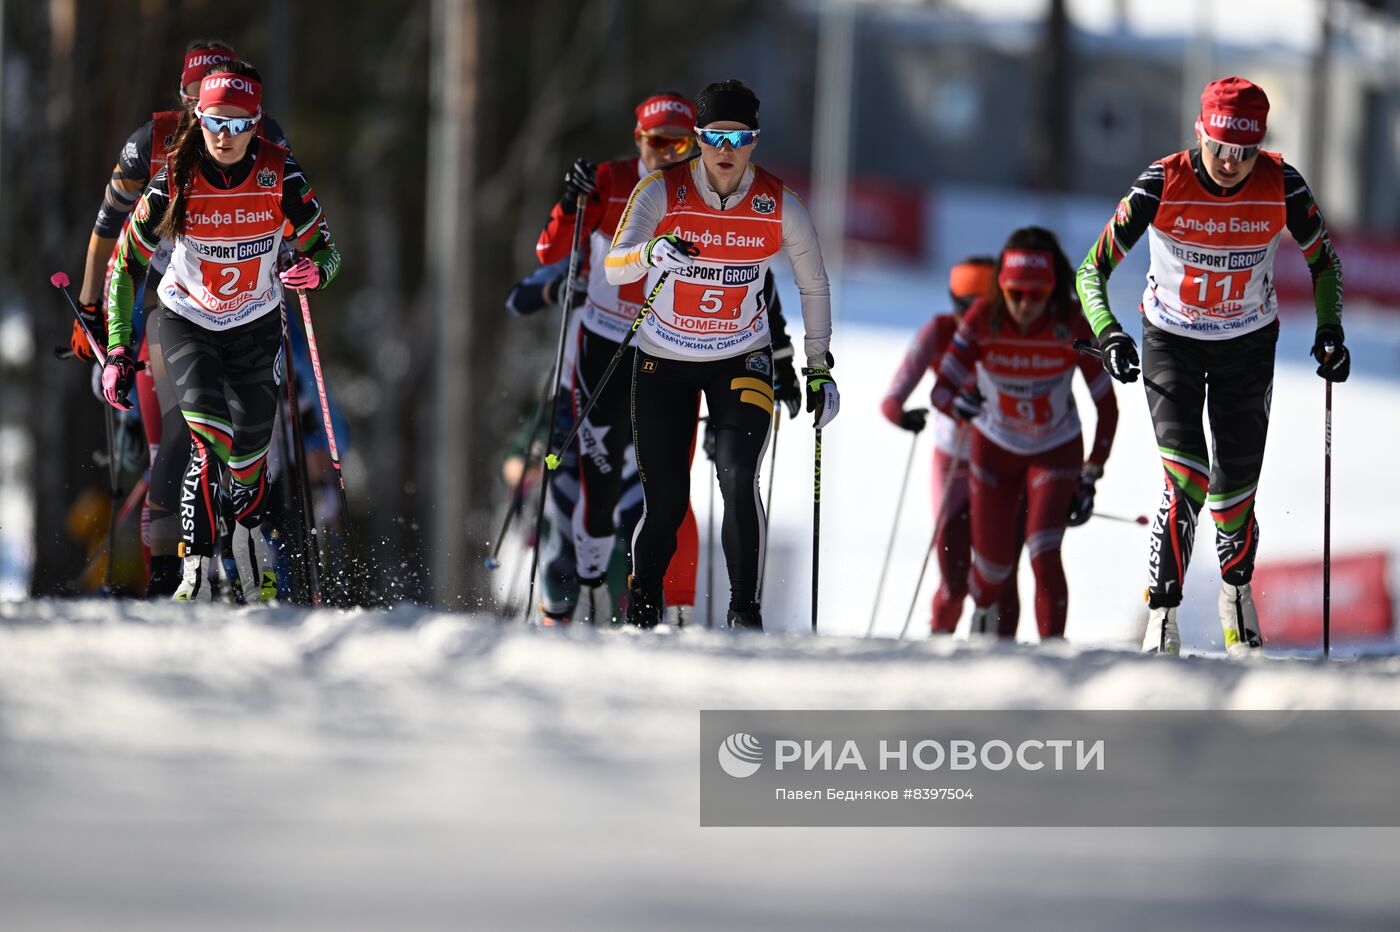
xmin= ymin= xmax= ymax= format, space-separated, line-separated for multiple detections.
xmin=987 ymin=226 xmax=1077 ymax=330
xmin=156 ymin=60 xmax=263 ymax=243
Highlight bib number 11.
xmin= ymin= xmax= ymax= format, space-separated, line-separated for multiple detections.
xmin=1183 ymin=266 xmax=1248 ymax=307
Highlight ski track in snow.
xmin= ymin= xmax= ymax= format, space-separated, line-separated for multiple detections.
xmin=2 ymin=601 xmax=1400 ymax=931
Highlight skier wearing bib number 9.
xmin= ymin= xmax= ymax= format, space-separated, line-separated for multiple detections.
xmin=103 ymin=61 xmax=341 ymax=602
xmin=605 ymin=79 xmax=836 ymax=632
xmin=929 ymin=228 xmax=1118 ymax=642
xmin=1076 ymin=76 xmax=1346 ymax=656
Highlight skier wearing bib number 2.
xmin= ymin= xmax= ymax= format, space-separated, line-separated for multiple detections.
xmin=1077 ymin=77 xmax=1347 ymax=656
xmin=605 ymin=79 xmax=837 ymax=631
xmin=929 ymin=228 xmax=1118 ymax=642
xmin=102 ymin=61 xmax=340 ymax=601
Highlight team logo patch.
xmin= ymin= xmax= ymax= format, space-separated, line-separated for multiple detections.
xmin=751 ymin=193 xmax=776 ymax=214
xmin=1114 ymin=197 xmax=1131 ymax=226
xmin=745 ymin=352 xmax=771 ymax=376
xmin=641 ymin=359 xmax=658 ymax=374
xmin=256 ymin=168 xmax=277 ymax=188
xmin=134 ymin=197 xmax=151 ymax=222
xmin=676 ymin=184 xmax=688 ymax=204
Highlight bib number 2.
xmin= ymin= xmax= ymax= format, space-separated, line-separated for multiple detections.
xmin=200 ymin=257 xmax=260 ymax=300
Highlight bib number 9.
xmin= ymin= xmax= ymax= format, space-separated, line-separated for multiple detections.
xmin=998 ymin=391 xmax=1052 ymax=424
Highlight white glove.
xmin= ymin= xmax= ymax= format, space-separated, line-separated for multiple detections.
xmin=646 ymin=234 xmax=698 ymax=272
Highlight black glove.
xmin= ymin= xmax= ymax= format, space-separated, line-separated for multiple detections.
xmin=1311 ymin=324 xmax=1350 ymax=383
xmin=772 ymin=351 xmax=802 ymax=419
xmin=1066 ymin=466 xmax=1101 ymax=527
xmin=803 ymin=352 xmax=840 ymax=429
xmin=1098 ymin=324 xmax=1140 ymax=383
xmin=898 ymin=408 xmax=928 ymax=433
xmin=560 ymin=158 xmax=597 ymax=213
xmin=951 ymin=388 xmax=983 ymax=422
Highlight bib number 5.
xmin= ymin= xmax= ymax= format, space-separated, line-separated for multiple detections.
xmin=672 ymin=280 xmax=744 ymax=320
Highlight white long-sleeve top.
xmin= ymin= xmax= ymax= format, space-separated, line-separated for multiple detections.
xmin=605 ymin=158 xmax=833 ymax=367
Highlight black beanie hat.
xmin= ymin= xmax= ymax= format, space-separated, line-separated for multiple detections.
xmin=695 ymin=80 xmax=759 ymax=129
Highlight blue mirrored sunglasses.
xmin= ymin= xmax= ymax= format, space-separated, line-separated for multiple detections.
xmin=195 ymin=109 xmax=261 ymax=136
xmin=695 ymin=128 xmax=759 ymax=148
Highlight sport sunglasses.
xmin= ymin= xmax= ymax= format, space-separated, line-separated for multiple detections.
xmin=637 ymin=132 xmax=694 ymax=156
xmin=195 ymin=109 xmax=262 ymax=136
xmin=695 ymin=128 xmax=760 ymax=148
xmin=1202 ymin=137 xmax=1260 ymax=162
xmin=1003 ymin=286 xmax=1053 ymax=302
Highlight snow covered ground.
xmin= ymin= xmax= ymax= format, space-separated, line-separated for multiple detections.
xmin=2 ymin=602 xmax=1400 ymax=930
xmin=4 ymin=274 xmax=1399 ymax=928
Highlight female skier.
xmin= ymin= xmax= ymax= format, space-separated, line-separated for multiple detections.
xmin=1076 ymin=76 xmax=1346 ymax=655
xmin=929 ymin=228 xmax=1118 ymax=640
xmin=73 ymin=39 xmax=292 ymax=596
xmin=883 ymin=257 xmax=1026 ymax=636
xmin=533 ymin=93 xmax=702 ymax=623
xmin=605 ymin=79 xmax=837 ymax=631
xmin=101 ymin=61 xmax=340 ymax=601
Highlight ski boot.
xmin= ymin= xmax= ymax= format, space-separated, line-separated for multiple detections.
xmin=1219 ymin=582 xmax=1262 ymax=657
xmin=968 ymin=604 xmax=999 ymax=639
xmin=147 ymin=555 xmax=182 ymax=599
xmin=726 ymin=602 xmax=763 ymax=631
xmin=665 ymin=605 xmax=689 ymax=628
xmin=625 ymin=579 xmax=663 ymax=630
xmin=579 ymin=577 xmax=615 ymax=626
xmin=243 ymin=526 xmax=279 ymax=605
xmin=1142 ymin=605 xmax=1180 ymax=655
xmin=220 ymin=523 xmax=248 ymax=606
xmin=172 ymin=552 xmax=203 ymax=603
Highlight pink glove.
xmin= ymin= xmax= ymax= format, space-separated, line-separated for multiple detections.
xmin=280 ymin=257 xmax=321 ymax=290
xmin=101 ymin=346 xmax=137 ymax=410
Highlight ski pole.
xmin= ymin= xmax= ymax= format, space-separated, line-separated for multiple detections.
xmin=543 ymin=261 xmax=689 ymax=471
xmin=101 ymin=406 xmax=126 ymax=591
xmin=865 ymin=416 xmax=924 ymax=637
xmin=812 ymin=426 xmax=823 ymax=633
xmin=486 ymin=370 xmax=552 ymax=571
xmin=280 ymin=302 xmax=322 ymax=605
xmin=1323 ymin=367 xmax=1333 ymax=658
xmin=524 ymin=191 xmax=589 ymax=621
xmin=899 ymin=426 xmax=967 ymax=639
xmin=294 ymin=287 xmax=362 ymax=605
xmin=49 ymin=271 xmax=146 ymax=389
xmin=1095 ymin=510 xmax=1149 ymax=526
xmin=701 ymin=416 xmax=717 ymax=629
xmin=759 ymin=406 xmax=781 ymax=596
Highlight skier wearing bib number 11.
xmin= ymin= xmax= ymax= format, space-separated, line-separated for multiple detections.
xmin=102 ymin=61 xmax=341 ymax=602
xmin=929 ymin=228 xmax=1118 ymax=642
xmin=605 ymin=79 xmax=837 ymax=631
xmin=1076 ymin=76 xmax=1347 ymax=656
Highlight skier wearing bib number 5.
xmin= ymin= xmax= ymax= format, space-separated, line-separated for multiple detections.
xmin=1077 ymin=77 xmax=1347 ymax=656
xmin=929 ymin=228 xmax=1118 ymax=642
xmin=605 ymin=79 xmax=837 ymax=631
xmin=102 ymin=61 xmax=340 ymax=602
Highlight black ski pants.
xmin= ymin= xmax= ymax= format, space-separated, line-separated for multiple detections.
xmin=1141 ymin=319 xmax=1276 ymax=607
xmin=630 ymin=346 xmax=773 ymax=610
xmin=155 ymin=304 xmax=283 ymax=557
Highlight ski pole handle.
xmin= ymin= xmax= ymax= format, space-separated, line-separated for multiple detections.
xmin=49 ymin=271 xmax=147 ymax=371
xmin=1072 ymin=338 xmax=1103 ymax=360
